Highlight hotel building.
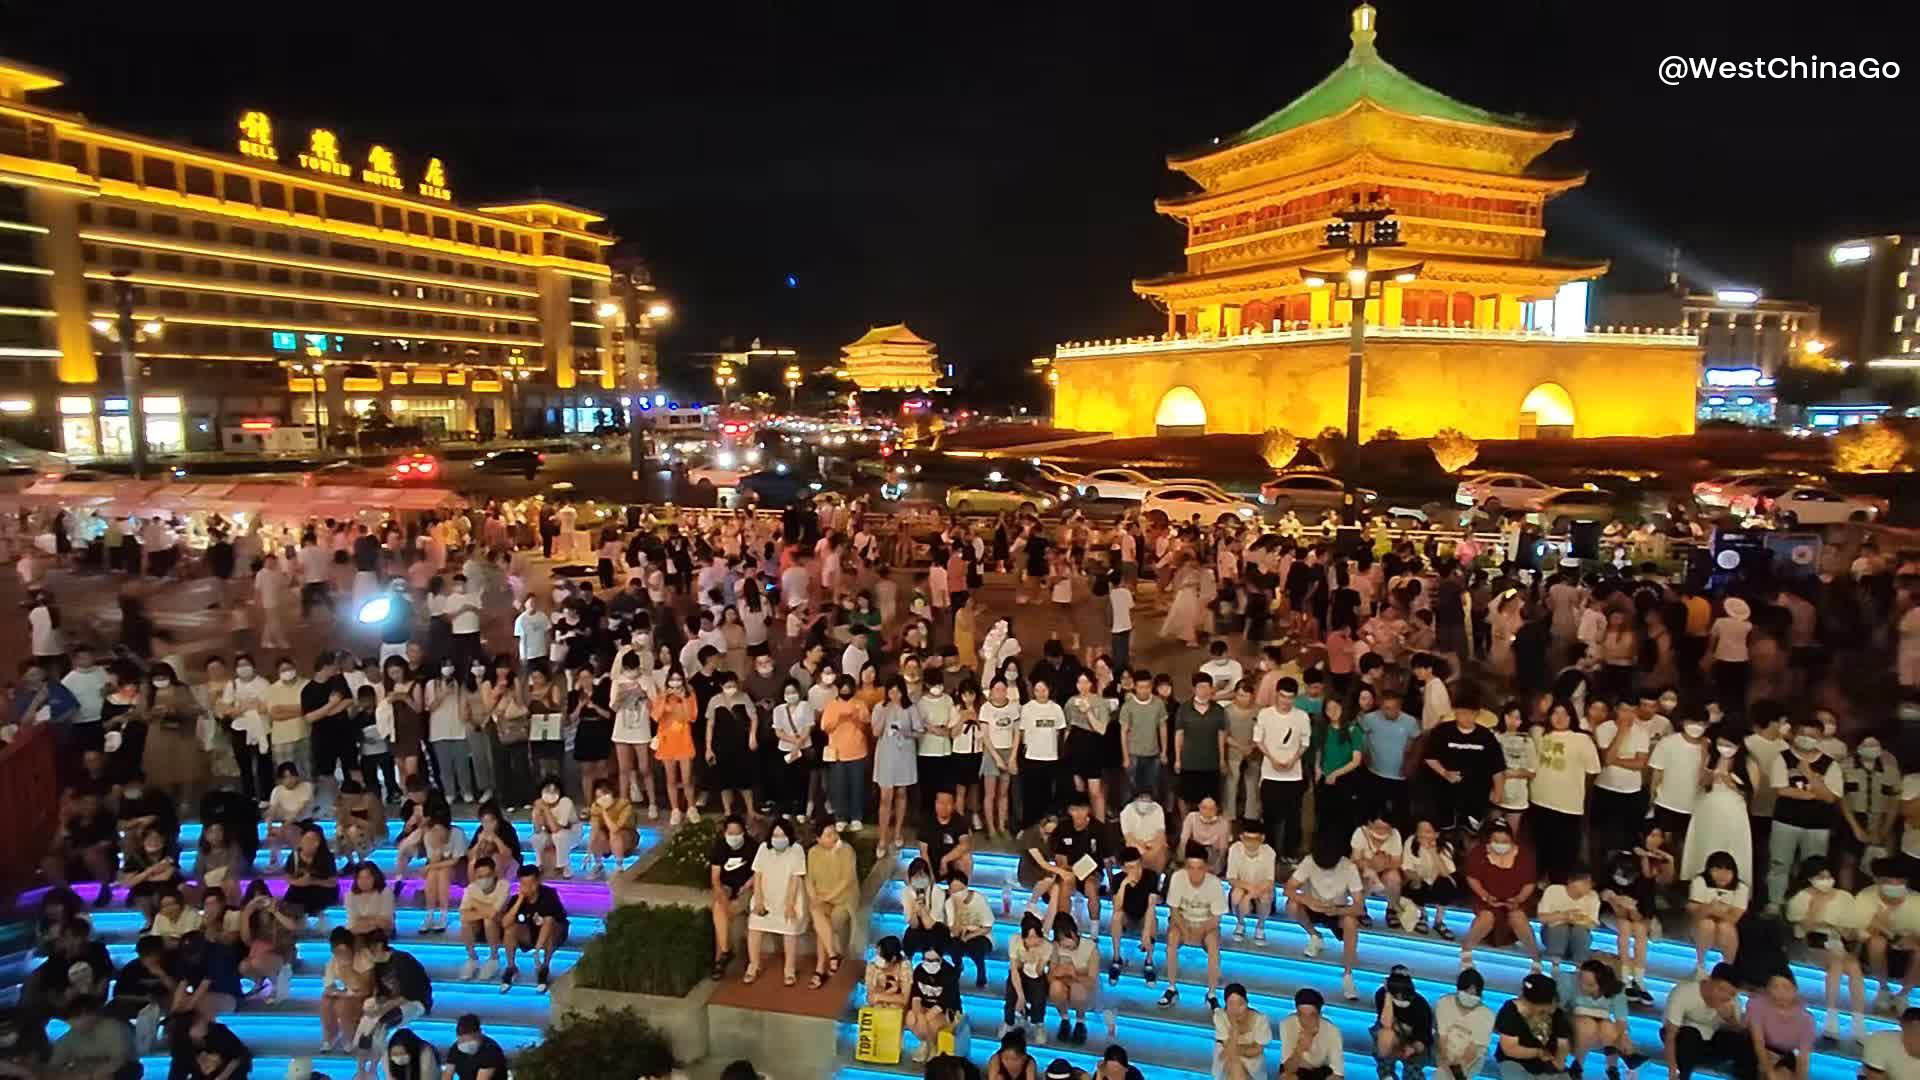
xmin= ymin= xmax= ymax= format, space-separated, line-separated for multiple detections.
xmin=0 ymin=57 xmax=622 ymax=460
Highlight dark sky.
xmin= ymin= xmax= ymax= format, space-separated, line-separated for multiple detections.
xmin=10 ymin=1 xmax=1917 ymax=404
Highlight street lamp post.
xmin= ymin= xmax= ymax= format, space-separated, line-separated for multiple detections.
xmin=784 ymin=364 xmax=803 ymax=411
xmin=1307 ymin=192 xmax=1421 ymax=445
xmin=288 ymin=357 xmax=331 ymax=457
xmin=627 ymin=297 xmax=669 ymax=481
xmin=97 ymin=271 xmax=163 ymax=478
xmin=714 ymin=360 xmax=738 ymax=404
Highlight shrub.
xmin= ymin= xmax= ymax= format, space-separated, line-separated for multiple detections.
xmin=1258 ymin=427 xmax=1300 ymax=470
xmin=1367 ymin=427 xmax=1402 ymax=443
xmin=1428 ymin=428 xmax=1479 ymax=473
xmin=1309 ymin=426 xmax=1347 ymax=472
xmin=1832 ymin=421 xmax=1908 ymax=472
xmin=574 ymin=903 xmax=715 ymax=997
xmin=513 ymin=1007 xmax=677 ymax=1080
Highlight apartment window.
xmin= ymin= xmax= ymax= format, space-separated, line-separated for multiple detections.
xmin=267 ymin=268 xmax=292 ymax=284
xmin=1896 ymin=315 xmax=1905 ymax=333
xmin=232 ymin=264 xmax=258 ymax=281
xmin=97 ymin=148 xmax=135 ymax=182
xmin=455 ymin=221 xmax=474 ymax=244
xmin=149 ymin=214 xmax=180 ymax=236
xmin=75 ymin=203 xmax=93 ymax=224
xmin=259 ymin=182 xmax=287 ymax=211
xmin=300 ymin=272 xmax=323 ymax=288
xmin=223 ymin=174 xmax=251 ymax=203
xmin=268 ymin=300 xmax=294 ymax=317
xmin=154 ymin=254 xmax=184 ymax=273
xmin=105 ymin=206 xmax=138 ymax=229
xmin=329 ymin=242 xmax=377 ymax=264
xmin=1900 ymin=272 xmax=1909 ymax=288
xmin=291 ymin=188 xmax=319 ymax=216
xmin=235 ymin=297 xmax=263 ymax=315
xmin=300 ymin=303 xmax=325 ymax=319
xmin=141 ymin=157 xmax=178 ymax=189
xmin=194 ymin=259 xmax=221 ymax=276
xmin=503 ymin=270 xmax=518 ymax=284
xmin=57 ymin=140 xmax=85 ymax=173
xmin=477 ymin=227 xmax=494 ymax=247
xmin=435 ymin=259 xmax=453 ymax=275
xmin=183 ymin=166 xmax=216 ymax=197
xmin=80 ymin=244 xmax=98 ymax=263
xmin=157 ymin=289 xmax=188 ymax=308
xmin=410 ymin=256 xmax=429 ymax=271
xmin=296 ymin=236 xmax=320 ymax=256
xmin=191 ymin=221 xmax=217 ymax=242
xmin=325 ymin=195 xmax=376 ymax=226
xmin=264 ymin=232 xmax=290 ymax=252
xmin=380 ymin=206 xmax=404 ymax=231
xmin=481 ymin=267 xmax=497 ymax=281
xmin=498 ymin=232 xmax=517 ymax=253
xmin=229 ymin=227 xmax=255 ymax=247
xmin=197 ymin=294 xmax=227 ymax=314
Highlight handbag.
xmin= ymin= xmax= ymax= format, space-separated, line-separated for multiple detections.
xmin=854 ymin=1005 xmax=902 ymax=1064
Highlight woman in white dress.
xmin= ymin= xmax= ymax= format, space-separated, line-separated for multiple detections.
xmin=1682 ymin=735 xmax=1753 ymax=884
xmin=745 ymin=818 xmax=809 ymax=986
xmin=1160 ymin=555 xmax=1205 ymax=648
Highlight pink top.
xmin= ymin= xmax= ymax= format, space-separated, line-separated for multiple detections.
xmin=1325 ymin=630 xmax=1356 ymax=675
xmin=1746 ymin=994 xmax=1814 ymax=1054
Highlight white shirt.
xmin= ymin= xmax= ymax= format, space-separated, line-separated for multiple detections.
xmin=1279 ymin=1016 xmax=1345 ymax=1074
xmin=1664 ymin=978 xmax=1742 ymax=1038
xmin=27 ymin=606 xmax=61 ymax=656
xmin=1593 ymin=719 xmax=1651 ymax=794
xmin=1288 ymin=858 xmax=1363 ymax=906
xmin=779 ymin=565 xmax=811 ymax=609
xmin=1863 ymin=1031 xmax=1920 ymax=1080
xmin=1119 ymin=799 xmax=1166 ymax=848
xmin=514 ymin=610 xmax=552 ymax=661
xmin=1530 ymin=730 xmax=1601 ymax=815
xmin=445 ymin=590 xmax=482 ymax=635
xmin=1110 ymin=587 xmax=1134 ymax=633
xmin=1537 ymin=883 xmax=1601 ymax=925
xmin=1018 ymin=699 xmax=1065 ymax=761
xmin=297 ymin=544 xmax=331 ymax=585
xmin=1252 ymin=705 xmax=1312 ymax=782
xmin=1649 ymin=734 xmax=1708 ymax=813
xmin=61 ymin=666 xmax=108 ymax=724
xmin=1226 ymin=842 xmax=1277 ymax=887
xmin=267 ymin=780 xmax=316 ymax=822
xmin=840 ymin=643 xmax=870 ymax=683
xmin=1165 ymin=870 xmax=1228 ymax=925
xmin=982 ymin=700 xmax=1021 ymax=751
xmin=1214 ymin=1007 xmax=1273 ymax=1068
xmin=1688 ymin=875 xmax=1752 ymax=914
xmin=1199 ymin=658 xmax=1244 ymax=694
xmin=1434 ymin=993 xmax=1496 ymax=1069
xmin=1710 ymin=616 xmax=1752 ymax=662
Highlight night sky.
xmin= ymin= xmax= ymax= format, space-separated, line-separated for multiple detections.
xmin=10 ymin=1 xmax=1916 ymax=405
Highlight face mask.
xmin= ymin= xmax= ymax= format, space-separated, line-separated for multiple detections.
xmin=390 ymin=1053 xmax=410 ymax=1066
xmin=279 ymin=671 xmax=297 ymax=683
xmin=785 ymin=692 xmax=800 ymax=704
xmin=911 ymin=876 xmax=930 ymax=891
xmin=1391 ymin=996 xmax=1412 ymax=1009
xmin=1659 ymin=693 xmax=1679 ymax=712
xmin=124 ymin=786 xmax=144 ymax=800
xmin=0 ymin=1032 xmax=18 ymax=1048
xmin=473 ymin=876 xmax=493 ymax=891
xmin=1716 ymin=743 xmax=1738 ymax=758
xmin=471 ymin=666 xmax=486 ymax=678
xmin=1199 ymin=813 xmax=1217 ymax=825
xmin=456 ymin=1039 xmax=480 ymax=1055
xmin=235 ymin=664 xmax=253 ymax=679
xmin=1456 ymin=991 xmax=1481 ymax=1009
xmin=1883 ymin=884 xmax=1909 ymax=900
xmin=771 ymin=836 xmax=790 ymax=851
xmin=542 ymin=792 xmax=561 ymax=805
xmin=921 ymin=959 xmax=941 ymax=974
xmin=1794 ymin=735 xmax=1819 ymax=752
xmin=595 ymin=793 xmax=613 ymax=807
xmin=725 ymin=832 xmax=744 ymax=849
xmin=442 ymin=665 xmax=457 ymax=677
xmin=1683 ymin=722 xmax=1706 ymax=739
xmin=1812 ymin=875 xmax=1836 ymax=891
xmin=1861 ymin=745 xmax=1883 ymax=761
xmin=1488 ymin=841 xmax=1515 ymax=856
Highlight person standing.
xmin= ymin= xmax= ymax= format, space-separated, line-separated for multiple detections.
xmin=1108 ymin=571 xmax=1134 ymax=673
xmin=1591 ymin=702 xmax=1654 ymax=862
xmin=1015 ymin=680 xmax=1066 ymax=829
xmin=1766 ymin=717 xmax=1844 ymax=912
xmin=1359 ymin=691 xmax=1420 ymax=831
xmin=1529 ymin=702 xmax=1601 ymax=884
xmin=1173 ymin=675 xmax=1227 ymax=817
xmin=445 ymin=576 xmax=484 ymax=671
xmin=1253 ymin=677 xmax=1312 ymax=858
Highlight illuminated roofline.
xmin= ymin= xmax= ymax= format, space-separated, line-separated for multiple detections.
xmin=80 ymin=270 xmax=543 ymax=323
xmin=86 ymin=309 xmax=567 ymax=349
xmin=79 ymin=230 xmax=541 ymax=298
xmin=1056 ymin=323 xmax=1699 ymax=358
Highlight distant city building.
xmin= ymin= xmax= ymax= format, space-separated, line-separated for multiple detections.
xmin=1797 ymin=233 xmax=1920 ymax=375
xmin=609 ymin=257 xmax=663 ymax=390
xmin=1048 ymin=4 xmax=1700 ymax=441
xmin=839 ymin=323 xmax=940 ymax=391
xmin=0 ymin=56 xmax=620 ymax=458
xmin=1593 ymin=284 xmax=1818 ymax=427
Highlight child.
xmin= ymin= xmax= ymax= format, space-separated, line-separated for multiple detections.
xmin=1225 ymin=820 xmax=1277 ymax=943
xmin=530 ymin=776 xmax=580 ymax=878
xmin=1599 ymin=849 xmax=1656 ymax=1005
xmin=1351 ymin=811 xmax=1404 ymax=930
xmin=1399 ymin=820 xmax=1460 ymax=938
xmin=1285 ymin=834 xmax=1365 ymax=1001
xmin=319 ymin=927 xmax=371 ymax=1052
xmin=1538 ymin=866 xmax=1601 ymax=979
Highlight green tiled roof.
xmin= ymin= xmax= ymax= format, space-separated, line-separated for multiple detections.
xmin=1194 ymin=4 xmax=1558 ymax=157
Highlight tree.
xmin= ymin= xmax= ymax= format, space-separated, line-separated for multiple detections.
xmin=1831 ymin=421 xmax=1909 ymax=472
xmin=1309 ymin=426 xmax=1348 ymax=472
xmin=1258 ymin=427 xmax=1300 ymax=470
xmin=1428 ymin=427 xmax=1479 ymax=473
xmin=1367 ymin=427 xmax=1402 ymax=443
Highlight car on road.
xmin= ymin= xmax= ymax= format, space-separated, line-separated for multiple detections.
xmin=1692 ymin=470 xmax=1821 ymax=509
xmin=471 ymin=447 xmax=545 ymax=479
xmin=735 ymin=466 xmax=830 ymax=508
xmin=1738 ymin=485 xmax=1884 ymax=526
xmin=1075 ymin=468 xmax=1157 ymax=501
xmin=1140 ymin=483 xmax=1260 ymax=526
xmin=1454 ymin=471 xmax=1570 ymax=512
xmin=387 ymin=453 xmax=442 ymax=483
xmin=1258 ymin=471 xmax=1377 ymax=512
xmin=945 ymin=477 xmax=1056 ymax=515
xmin=1533 ymin=488 xmax=1617 ymax=527
xmin=1029 ymin=460 xmax=1086 ymax=493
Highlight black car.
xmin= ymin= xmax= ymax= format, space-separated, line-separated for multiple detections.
xmin=472 ymin=447 xmax=545 ymax=479
xmin=736 ymin=467 xmax=832 ymax=508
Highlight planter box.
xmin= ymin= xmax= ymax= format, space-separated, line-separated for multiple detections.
xmin=549 ymin=969 xmax=717 ymax=1065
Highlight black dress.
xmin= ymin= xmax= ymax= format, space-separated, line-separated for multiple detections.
xmin=570 ymin=679 xmax=613 ymax=763
xmin=708 ymin=699 xmax=755 ymax=791
xmin=282 ymin=848 xmax=338 ymax=914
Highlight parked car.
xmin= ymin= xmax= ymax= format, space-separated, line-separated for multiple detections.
xmin=1029 ymin=460 xmax=1086 ymax=491
xmin=471 ymin=447 xmax=545 ymax=479
xmin=735 ymin=466 xmax=830 ymax=508
xmin=1534 ymin=488 xmax=1617 ymax=528
xmin=1741 ymin=485 xmax=1884 ymax=526
xmin=1140 ymin=484 xmax=1260 ymax=526
xmin=1453 ymin=471 xmax=1570 ymax=512
xmin=1076 ymin=467 xmax=1157 ymax=501
xmin=946 ymin=478 xmax=1056 ymax=515
xmin=1258 ymin=471 xmax=1377 ymax=512
xmin=1693 ymin=470 xmax=1821 ymax=509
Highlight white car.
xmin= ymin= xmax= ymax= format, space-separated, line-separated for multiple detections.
xmin=1454 ymin=472 xmax=1568 ymax=511
xmin=1139 ymin=483 xmax=1260 ymax=526
xmin=1077 ymin=468 xmax=1157 ymax=501
xmin=687 ymin=446 xmax=762 ymax=489
xmin=1030 ymin=460 xmax=1085 ymax=490
xmin=1737 ymin=485 xmax=1884 ymax=526
xmin=1693 ymin=471 xmax=1815 ymax=509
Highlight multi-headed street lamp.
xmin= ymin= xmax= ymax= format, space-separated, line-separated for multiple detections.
xmin=1302 ymin=191 xmax=1423 ymax=444
xmin=91 ymin=269 xmax=163 ymax=478
xmin=784 ymin=364 xmax=803 ymax=411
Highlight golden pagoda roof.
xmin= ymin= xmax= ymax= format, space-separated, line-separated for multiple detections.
xmin=844 ymin=323 xmax=933 ymax=349
xmin=1173 ymin=5 xmax=1565 ymax=167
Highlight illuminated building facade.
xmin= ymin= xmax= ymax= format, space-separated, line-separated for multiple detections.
xmin=1595 ymin=285 xmax=1819 ymax=427
xmin=840 ymin=323 xmax=940 ymax=391
xmin=1802 ymin=234 xmax=1920 ymax=372
xmin=0 ymin=57 xmax=620 ymax=459
xmin=609 ymin=257 xmax=662 ymax=390
xmin=1051 ymin=5 xmax=1701 ymax=441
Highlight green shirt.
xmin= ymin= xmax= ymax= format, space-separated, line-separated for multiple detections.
xmin=1319 ymin=722 xmax=1364 ymax=777
xmin=1175 ymin=701 xmax=1227 ymax=772
xmin=1118 ymin=697 xmax=1164 ymax=756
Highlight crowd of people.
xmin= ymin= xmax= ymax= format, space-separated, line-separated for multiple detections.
xmin=6 ymin=492 xmax=1920 ymax=1080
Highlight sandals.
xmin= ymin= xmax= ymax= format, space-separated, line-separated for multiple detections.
xmin=783 ymin=972 xmax=797 ymax=987
xmin=742 ymin=965 xmax=760 ymax=985
xmin=827 ymin=955 xmax=843 ymax=975
xmin=1435 ymin=923 xmax=1457 ymax=941
xmin=809 ymin=971 xmax=826 ymax=989
xmin=710 ymin=951 xmax=733 ymax=981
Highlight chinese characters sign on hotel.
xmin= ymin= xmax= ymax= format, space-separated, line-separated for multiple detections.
xmin=236 ymin=112 xmax=450 ymax=200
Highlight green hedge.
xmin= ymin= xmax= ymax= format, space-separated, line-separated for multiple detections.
xmin=574 ymin=902 xmax=714 ymax=997
xmin=512 ymin=1007 xmax=675 ymax=1080
xmin=637 ymin=817 xmax=881 ymax=889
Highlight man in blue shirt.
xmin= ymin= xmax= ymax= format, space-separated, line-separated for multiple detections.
xmin=1358 ymin=690 xmax=1419 ymax=831
xmin=12 ymin=660 xmax=79 ymax=728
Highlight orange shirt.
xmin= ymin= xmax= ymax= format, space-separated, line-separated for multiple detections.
xmin=822 ymin=698 xmax=871 ymax=762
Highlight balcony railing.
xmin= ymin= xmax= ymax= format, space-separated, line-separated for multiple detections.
xmin=1056 ymin=322 xmax=1701 ymax=358
xmin=1189 ymin=201 xmax=1540 ymax=249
